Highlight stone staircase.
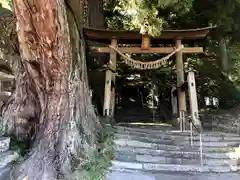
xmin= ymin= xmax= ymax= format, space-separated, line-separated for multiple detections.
xmin=0 ymin=137 xmax=19 ymax=180
xmin=107 ymin=125 xmax=240 ymax=180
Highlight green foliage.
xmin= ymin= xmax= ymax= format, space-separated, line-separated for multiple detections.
xmin=105 ymin=0 xmax=193 ymax=36
xmin=0 ymin=0 xmax=12 ymax=9
xmin=193 ymin=0 xmax=240 ymax=32
xmin=70 ymin=124 xmax=116 ymax=180
xmin=0 ymin=3 xmax=15 ymax=54
xmin=228 ymin=41 xmax=240 ymax=85
xmin=9 ymin=136 xmax=30 ymax=156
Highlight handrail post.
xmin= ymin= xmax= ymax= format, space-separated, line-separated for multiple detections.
xmin=190 ymin=122 xmax=193 ymax=147
xmin=180 ymin=117 xmax=183 ymax=132
xmin=199 ymin=132 xmax=203 ymax=166
xmin=188 ymin=116 xmax=203 ymax=166
xmin=180 ymin=110 xmax=185 ymax=132
xmin=238 ymin=116 xmax=240 ymax=136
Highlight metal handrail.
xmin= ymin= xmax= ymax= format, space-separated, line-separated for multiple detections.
xmin=187 ymin=116 xmax=203 ymax=166
xmin=187 ymin=116 xmax=202 ymax=133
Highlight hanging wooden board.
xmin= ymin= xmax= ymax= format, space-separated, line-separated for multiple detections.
xmin=187 ymin=71 xmax=202 ymax=128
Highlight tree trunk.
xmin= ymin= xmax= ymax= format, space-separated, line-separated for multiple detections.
xmin=7 ymin=0 xmax=101 ymax=179
xmin=88 ymin=0 xmax=104 ymax=28
xmin=218 ymin=35 xmax=229 ymax=72
xmin=87 ymin=0 xmax=106 ymax=115
xmin=219 ymin=37 xmax=229 ymax=71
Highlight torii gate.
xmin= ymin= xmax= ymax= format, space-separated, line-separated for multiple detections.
xmin=83 ymin=27 xmax=213 ymax=129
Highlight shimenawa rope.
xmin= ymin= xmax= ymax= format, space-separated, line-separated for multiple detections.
xmin=109 ymin=45 xmax=184 ymax=70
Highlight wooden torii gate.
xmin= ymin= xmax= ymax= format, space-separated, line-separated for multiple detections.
xmin=83 ymin=27 xmax=212 ymax=128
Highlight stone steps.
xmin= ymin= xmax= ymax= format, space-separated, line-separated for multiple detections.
xmin=115 ymin=146 xmax=239 ymax=159
xmin=116 ymin=130 xmax=240 ymax=142
xmin=108 ymin=124 xmax=240 ymax=178
xmin=117 ymin=126 xmax=240 ymax=137
xmin=115 ymin=145 xmax=235 ymax=155
xmin=114 ymin=152 xmax=239 ymax=166
xmin=114 ymin=139 xmax=239 ymax=151
xmin=115 ymin=133 xmax=240 ymax=143
xmin=111 ymin=161 xmax=240 ymax=173
xmin=116 ymin=129 xmax=197 ymax=138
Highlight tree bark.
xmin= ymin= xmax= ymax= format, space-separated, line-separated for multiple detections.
xmin=88 ymin=0 xmax=104 ymax=28
xmin=87 ymin=0 xmax=106 ymax=115
xmin=219 ymin=36 xmax=229 ymax=71
xmin=7 ymin=0 xmax=101 ymax=179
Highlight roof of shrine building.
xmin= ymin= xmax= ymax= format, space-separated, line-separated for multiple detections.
xmin=83 ymin=26 xmax=215 ymax=44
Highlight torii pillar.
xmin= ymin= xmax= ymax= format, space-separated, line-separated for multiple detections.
xmin=103 ymin=38 xmax=117 ymax=117
xmin=176 ymin=39 xmax=187 ymax=131
xmin=110 ymin=39 xmax=118 ymax=117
